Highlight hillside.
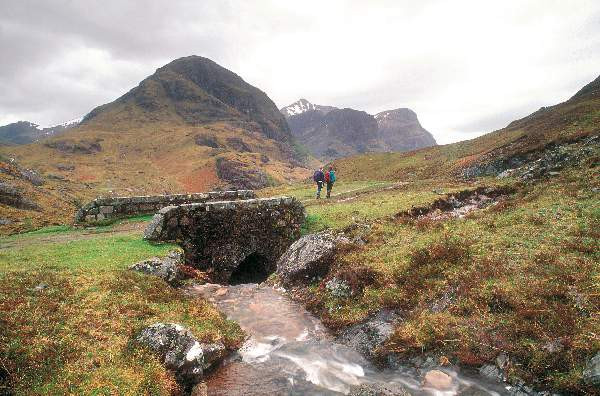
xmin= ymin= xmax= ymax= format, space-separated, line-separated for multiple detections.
xmin=331 ymin=75 xmax=600 ymax=181
xmin=280 ymin=99 xmax=437 ymax=160
xmin=0 ymin=155 xmax=92 ymax=234
xmin=257 ymin=75 xmax=600 ymax=395
xmin=0 ymin=56 xmax=311 ymax=232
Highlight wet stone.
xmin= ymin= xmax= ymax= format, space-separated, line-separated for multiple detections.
xmin=276 ymin=231 xmax=340 ymax=286
xmin=583 ymin=352 xmax=600 ymax=387
xmin=129 ymin=251 xmax=186 ymax=286
xmin=348 ymin=382 xmax=409 ymax=395
xmin=136 ymin=323 xmax=226 ymax=390
xmin=423 ymin=369 xmax=453 ymax=390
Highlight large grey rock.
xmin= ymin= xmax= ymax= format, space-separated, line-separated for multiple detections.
xmin=337 ymin=310 xmax=398 ymax=360
xmin=276 ymin=231 xmax=342 ymax=286
xmin=129 ymin=251 xmax=185 ymax=286
xmin=583 ymin=352 xmax=600 ymax=387
xmin=136 ymin=323 xmax=226 ymax=389
xmin=0 ymin=182 xmax=39 ymax=210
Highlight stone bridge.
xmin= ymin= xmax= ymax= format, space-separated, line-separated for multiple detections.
xmin=143 ymin=197 xmax=305 ymax=283
xmin=75 ymin=190 xmax=256 ymax=224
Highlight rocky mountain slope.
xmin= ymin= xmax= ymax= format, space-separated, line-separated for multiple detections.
xmin=0 ymin=57 xmax=309 ymax=201
xmin=83 ymin=56 xmax=292 ymax=143
xmin=0 ymin=154 xmax=90 ymax=234
xmin=280 ymin=99 xmax=437 ymax=160
xmin=375 ymin=108 xmax=437 ymax=151
xmin=0 ymin=118 xmax=81 ymax=145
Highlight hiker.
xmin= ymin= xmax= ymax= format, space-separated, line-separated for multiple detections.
xmin=313 ymin=167 xmax=325 ymax=199
xmin=325 ymin=166 xmax=336 ymax=198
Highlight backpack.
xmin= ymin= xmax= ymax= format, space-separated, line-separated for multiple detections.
xmin=324 ymin=171 xmax=330 ymax=183
xmin=329 ymin=170 xmax=336 ymax=183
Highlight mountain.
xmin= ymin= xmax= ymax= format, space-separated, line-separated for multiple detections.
xmin=83 ymin=55 xmax=291 ymax=142
xmin=294 ymin=108 xmax=381 ymax=159
xmin=280 ymin=99 xmax=437 ymax=160
xmin=0 ymin=56 xmax=310 ymax=211
xmin=374 ymin=108 xmax=437 ymax=151
xmin=331 ymin=74 xmax=600 ymax=181
xmin=0 ymin=117 xmax=81 ymax=145
xmin=280 ymin=98 xmax=336 ymax=117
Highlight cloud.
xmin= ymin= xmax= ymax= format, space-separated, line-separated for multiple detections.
xmin=0 ymin=0 xmax=599 ymax=143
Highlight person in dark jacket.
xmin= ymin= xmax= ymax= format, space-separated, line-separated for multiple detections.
xmin=325 ymin=167 xmax=336 ymax=198
xmin=313 ymin=167 xmax=325 ymax=199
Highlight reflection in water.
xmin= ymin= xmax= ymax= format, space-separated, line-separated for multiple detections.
xmin=186 ymin=283 xmax=508 ymax=396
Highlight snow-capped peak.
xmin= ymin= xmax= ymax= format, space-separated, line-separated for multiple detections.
xmin=281 ymin=99 xmax=316 ymax=117
xmin=44 ymin=116 xmax=83 ymax=129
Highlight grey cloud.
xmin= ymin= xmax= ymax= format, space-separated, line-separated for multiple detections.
xmin=1 ymin=0 xmax=599 ymax=142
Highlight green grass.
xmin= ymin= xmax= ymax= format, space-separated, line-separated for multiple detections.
xmin=267 ymin=179 xmax=501 ymax=232
xmin=24 ymin=225 xmax=75 ymax=235
xmin=290 ymin=165 xmax=600 ymax=394
xmin=0 ymin=230 xmax=244 ymax=395
xmin=0 ymin=234 xmax=173 ymax=273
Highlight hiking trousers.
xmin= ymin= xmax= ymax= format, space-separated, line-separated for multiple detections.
xmin=326 ymin=182 xmax=333 ymax=198
xmin=316 ymin=181 xmax=323 ymax=198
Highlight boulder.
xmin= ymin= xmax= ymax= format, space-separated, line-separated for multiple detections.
xmin=348 ymin=382 xmax=409 ymax=396
xmin=583 ymin=352 xmax=600 ymax=387
xmin=129 ymin=251 xmax=186 ymax=286
xmin=0 ymin=182 xmax=39 ymax=210
xmin=276 ymin=231 xmax=344 ymax=286
xmin=423 ymin=369 xmax=453 ymax=390
xmin=20 ymin=169 xmax=44 ymax=186
xmin=337 ymin=310 xmax=398 ymax=360
xmin=136 ymin=323 xmax=226 ymax=389
xmin=479 ymin=364 xmax=503 ymax=382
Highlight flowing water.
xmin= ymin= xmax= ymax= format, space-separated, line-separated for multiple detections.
xmin=186 ymin=283 xmax=510 ymax=396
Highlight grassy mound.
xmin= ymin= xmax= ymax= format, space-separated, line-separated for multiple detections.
xmin=0 ymin=225 xmax=244 ymax=394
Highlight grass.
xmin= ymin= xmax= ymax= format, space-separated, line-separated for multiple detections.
xmin=288 ymin=162 xmax=600 ymax=395
xmin=0 ymin=227 xmax=244 ymax=394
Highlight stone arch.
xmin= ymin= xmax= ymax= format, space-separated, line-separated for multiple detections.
xmin=144 ymin=197 xmax=305 ymax=284
xmin=229 ymin=252 xmax=270 ymax=285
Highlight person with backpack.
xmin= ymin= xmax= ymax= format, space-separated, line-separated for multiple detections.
xmin=325 ymin=167 xmax=336 ymax=198
xmin=313 ymin=167 xmax=325 ymax=199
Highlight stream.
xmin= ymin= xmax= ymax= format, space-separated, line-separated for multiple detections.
xmin=186 ymin=283 xmax=511 ymax=396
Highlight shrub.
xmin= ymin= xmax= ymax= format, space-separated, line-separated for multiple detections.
xmin=333 ymin=264 xmax=379 ymax=296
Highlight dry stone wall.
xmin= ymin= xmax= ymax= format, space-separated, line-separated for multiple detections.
xmin=144 ymin=197 xmax=305 ymax=283
xmin=75 ymin=190 xmax=256 ymax=224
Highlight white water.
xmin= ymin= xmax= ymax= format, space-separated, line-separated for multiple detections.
xmin=187 ymin=283 xmax=509 ymax=395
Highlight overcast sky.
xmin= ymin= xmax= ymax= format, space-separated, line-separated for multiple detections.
xmin=1 ymin=0 xmax=599 ymax=144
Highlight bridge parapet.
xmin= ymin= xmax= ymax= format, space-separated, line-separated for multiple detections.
xmin=74 ymin=190 xmax=256 ymax=224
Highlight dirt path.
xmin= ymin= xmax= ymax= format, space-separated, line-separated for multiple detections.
xmin=0 ymin=220 xmax=149 ymax=250
xmin=302 ymin=182 xmax=409 ymax=206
